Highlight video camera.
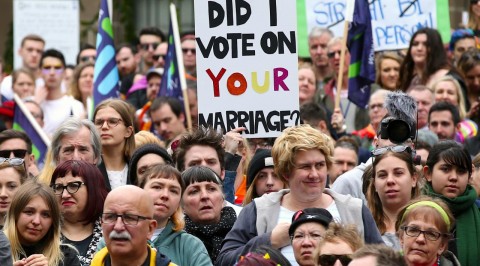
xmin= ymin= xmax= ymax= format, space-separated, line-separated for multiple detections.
xmin=380 ymin=117 xmax=416 ymax=144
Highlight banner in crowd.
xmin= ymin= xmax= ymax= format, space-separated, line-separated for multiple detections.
xmin=12 ymin=94 xmax=50 ymax=166
xmin=195 ymin=0 xmax=300 ymax=138
xmin=158 ymin=14 xmax=183 ymax=101
xmin=93 ymin=0 xmax=119 ymax=117
xmin=347 ymin=0 xmax=375 ymax=109
xmin=296 ymin=0 xmax=450 ymax=56
xmin=13 ymin=0 xmax=80 ymax=67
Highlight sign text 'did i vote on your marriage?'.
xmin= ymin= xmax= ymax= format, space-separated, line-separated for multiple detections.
xmin=195 ymin=0 xmax=300 ymax=138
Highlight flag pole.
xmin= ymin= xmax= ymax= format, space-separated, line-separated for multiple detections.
xmin=334 ymin=0 xmax=355 ymax=110
xmin=13 ymin=94 xmax=51 ymax=146
xmin=170 ymin=3 xmax=192 ymax=132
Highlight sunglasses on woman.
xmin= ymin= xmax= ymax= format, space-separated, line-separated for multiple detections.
xmin=318 ymin=254 xmax=352 ymax=266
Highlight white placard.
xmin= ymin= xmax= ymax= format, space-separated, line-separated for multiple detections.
xmin=195 ymin=0 xmax=300 ymax=138
xmin=14 ymin=0 xmax=80 ymax=68
xmin=305 ymin=0 xmax=437 ymax=51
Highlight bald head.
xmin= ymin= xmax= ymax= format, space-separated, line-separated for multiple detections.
xmin=105 ymin=185 xmax=154 ymax=217
xmin=102 ymin=185 xmax=157 ymax=263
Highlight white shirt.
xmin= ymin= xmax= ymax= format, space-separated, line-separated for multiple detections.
xmin=41 ymin=95 xmax=85 ymax=136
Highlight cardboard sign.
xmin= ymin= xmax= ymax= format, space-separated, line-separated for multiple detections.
xmin=297 ymin=0 xmax=450 ymax=56
xmin=13 ymin=0 xmax=79 ymax=67
xmin=195 ymin=0 xmax=300 ymax=138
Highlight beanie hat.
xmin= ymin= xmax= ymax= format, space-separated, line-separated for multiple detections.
xmin=247 ymin=149 xmax=274 ymax=188
xmin=128 ymin=143 xmax=173 ymax=186
xmin=288 ymin=208 xmax=333 ymax=236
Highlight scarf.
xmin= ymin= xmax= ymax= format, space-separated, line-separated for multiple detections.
xmin=184 ymin=206 xmax=237 ymax=263
xmin=424 ymin=183 xmax=480 ymax=266
xmin=61 ymin=218 xmax=103 ymax=266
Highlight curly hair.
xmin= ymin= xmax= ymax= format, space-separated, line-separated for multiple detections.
xmin=271 ymin=124 xmax=334 ymax=182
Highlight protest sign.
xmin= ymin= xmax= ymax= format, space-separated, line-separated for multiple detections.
xmin=195 ymin=0 xmax=299 ymax=138
xmin=297 ymin=0 xmax=450 ymax=57
xmin=13 ymin=0 xmax=79 ymax=67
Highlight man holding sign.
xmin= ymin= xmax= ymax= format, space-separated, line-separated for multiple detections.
xmin=195 ymin=0 xmax=299 ymax=138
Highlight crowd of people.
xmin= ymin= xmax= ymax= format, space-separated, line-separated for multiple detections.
xmin=0 ymin=2 xmax=479 ymax=266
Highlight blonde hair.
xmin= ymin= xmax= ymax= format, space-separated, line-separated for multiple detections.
xmin=37 ymin=149 xmax=55 ymax=185
xmin=93 ymin=99 xmax=136 ymax=160
xmin=314 ymin=223 xmax=364 ymax=265
xmin=375 ymin=52 xmax=403 ymax=90
xmin=135 ymin=130 xmax=165 ymax=148
xmin=272 ymin=124 xmax=334 ymax=183
xmin=4 ymin=181 xmax=63 ymax=266
xmin=431 ymin=75 xmax=467 ymax=119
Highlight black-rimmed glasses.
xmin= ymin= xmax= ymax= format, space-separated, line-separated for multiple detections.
xmin=101 ymin=213 xmax=151 ymax=225
xmin=0 ymin=149 xmax=27 ymax=158
xmin=51 ymin=181 xmax=84 ymax=195
xmin=94 ymin=118 xmax=123 ymax=128
xmin=371 ymin=145 xmax=411 ymax=157
xmin=0 ymin=157 xmax=25 ymax=166
xmin=401 ymin=225 xmax=446 ymax=241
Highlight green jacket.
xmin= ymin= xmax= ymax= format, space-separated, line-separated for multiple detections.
xmin=151 ymin=220 xmax=212 ymax=266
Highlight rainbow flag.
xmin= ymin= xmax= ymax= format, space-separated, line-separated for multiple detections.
xmin=93 ymin=0 xmax=119 ymax=116
xmin=12 ymin=95 xmax=50 ymax=165
xmin=158 ymin=16 xmax=183 ymax=101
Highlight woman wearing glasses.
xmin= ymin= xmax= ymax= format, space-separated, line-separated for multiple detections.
xmin=422 ymin=140 xmax=480 ymax=265
xmin=313 ymin=223 xmax=363 ymax=266
xmin=396 ymin=197 xmax=459 ymax=266
xmin=4 ymin=180 xmax=80 ymax=266
xmin=50 ymin=160 xmax=108 ymax=266
xmin=0 ymin=157 xmax=28 ymax=229
xmin=366 ymin=145 xmax=419 ymax=250
xmin=289 ymin=208 xmax=332 ymax=266
xmin=68 ymin=62 xmax=94 ymax=111
xmin=93 ymin=99 xmax=135 ymax=190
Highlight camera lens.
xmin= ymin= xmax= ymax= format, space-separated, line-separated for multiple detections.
xmin=387 ymin=120 xmax=410 ymax=144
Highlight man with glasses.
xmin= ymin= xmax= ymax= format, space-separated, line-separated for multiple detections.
xmin=76 ymin=44 xmax=96 ymax=64
xmin=153 ymin=42 xmax=168 ymax=68
xmin=0 ymin=129 xmax=39 ymax=177
xmin=1 ymin=34 xmax=45 ymax=101
xmin=39 ymin=49 xmax=85 ymax=136
xmin=91 ymin=185 xmax=174 ymax=266
xmin=138 ymin=27 xmax=165 ymax=75
xmin=181 ymin=32 xmax=197 ymax=77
